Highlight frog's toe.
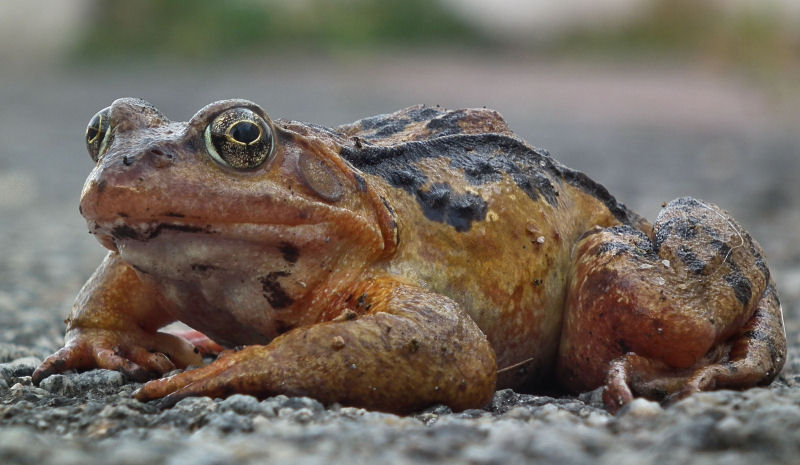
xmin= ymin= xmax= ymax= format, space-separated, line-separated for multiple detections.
xmin=133 ymin=362 xmax=227 ymax=402
xmin=134 ymin=346 xmax=270 ymax=404
xmin=148 ymin=331 xmax=205 ymax=368
xmin=145 ymin=377 xmax=225 ymax=409
xmin=32 ymin=345 xmax=90 ymax=384
xmin=601 ymin=358 xmax=635 ymax=413
xmin=126 ymin=347 xmax=176 ymax=376
xmin=93 ymin=347 xmax=158 ymax=382
xmin=133 ymin=377 xmax=177 ymax=402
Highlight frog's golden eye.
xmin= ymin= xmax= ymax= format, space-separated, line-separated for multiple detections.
xmin=86 ymin=107 xmax=112 ymax=163
xmin=205 ymin=108 xmax=274 ymax=170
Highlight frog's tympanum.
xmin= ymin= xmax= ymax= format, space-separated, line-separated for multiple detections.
xmin=33 ymin=99 xmax=786 ymax=413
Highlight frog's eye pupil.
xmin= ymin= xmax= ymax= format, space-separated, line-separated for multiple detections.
xmin=86 ymin=108 xmax=112 ymax=163
xmin=229 ymin=121 xmax=260 ymax=145
xmin=86 ymin=113 xmax=104 ymax=143
xmin=87 ymin=125 xmax=99 ymax=142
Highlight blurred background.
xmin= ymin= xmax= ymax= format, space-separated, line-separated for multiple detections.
xmin=0 ymin=0 xmax=798 ymax=350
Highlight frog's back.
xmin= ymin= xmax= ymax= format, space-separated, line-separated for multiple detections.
xmin=337 ymin=105 xmax=645 ymax=231
xmin=336 ymin=106 xmax=648 ymax=389
xmin=337 ymin=104 xmax=514 ymax=144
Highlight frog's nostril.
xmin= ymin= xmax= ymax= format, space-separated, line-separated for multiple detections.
xmin=149 ymin=147 xmax=176 ymax=160
xmin=148 ymin=146 xmax=176 ymax=168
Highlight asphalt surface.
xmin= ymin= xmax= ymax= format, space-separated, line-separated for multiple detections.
xmin=1 ymin=54 xmax=798 ymax=464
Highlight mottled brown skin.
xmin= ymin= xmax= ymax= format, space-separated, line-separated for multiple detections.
xmin=33 ymin=99 xmax=786 ymax=414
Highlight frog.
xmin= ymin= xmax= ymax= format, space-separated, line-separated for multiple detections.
xmin=32 ymin=98 xmax=786 ymax=414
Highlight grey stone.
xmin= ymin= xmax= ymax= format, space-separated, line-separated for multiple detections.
xmin=0 ymin=356 xmax=41 ymax=378
xmin=204 ymin=410 xmax=254 ymax=433
xmin=39 ymin=373 xmax=76 ymax=395
xmin=219 ymin=393 xmax=263 ymax=415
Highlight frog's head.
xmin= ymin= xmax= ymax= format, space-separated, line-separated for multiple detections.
xmin=80 ymin=98 xmax=396 ymax=332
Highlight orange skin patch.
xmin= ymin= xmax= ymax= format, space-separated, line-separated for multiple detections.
xmin=34 ymin=101 xmax=785 ymax=413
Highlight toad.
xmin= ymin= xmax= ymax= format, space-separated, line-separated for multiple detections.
xmin=33 ymin=99 xmax=786 ymax=413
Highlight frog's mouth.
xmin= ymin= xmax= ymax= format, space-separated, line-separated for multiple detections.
xmin=108 ymin=221 xmax=212 ymax=243
xmin=88 ymin=215 xmax=322 ymax=253
xmin=91 ymin=215 xmax=336 ymax=285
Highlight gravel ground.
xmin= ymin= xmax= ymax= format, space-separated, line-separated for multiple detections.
xmin=1 ymin=55 xmax=799 ymax=464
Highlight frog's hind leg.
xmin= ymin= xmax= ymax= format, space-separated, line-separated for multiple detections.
xmin=556 ymin=197 xmax=786 ymax=411
xmin=601 ymin=281 xmax=784 ymax=410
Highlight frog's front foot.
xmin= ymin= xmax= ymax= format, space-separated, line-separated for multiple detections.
xmin=134 ymin=346 xmax=266 ymax=407
xmin=33 ymin=327 xmax=203 ymax=384
xmin=137 ymin=280 xmax=497 ymax=414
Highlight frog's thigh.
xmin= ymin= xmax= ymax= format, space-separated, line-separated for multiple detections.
xmin=557 ymin=197 xmax=784 ymax=406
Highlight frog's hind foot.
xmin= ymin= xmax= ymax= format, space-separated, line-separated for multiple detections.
xmin=602 ymin=282 xmax=784 ymax=412
xmin=678 ymin=281 xmax=785 ymax=395
xmin=557 ymin=197 xmax=786 ymax=412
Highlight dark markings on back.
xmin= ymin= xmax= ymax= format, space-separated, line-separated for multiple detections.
xmin=654 ymin=217 xmax=700 ymax=251
xmin=407 ymin=106 xmax=443 ymax=122
xmin=709 ymin=239 xmax=734 ymax=264
xmin=595 ymin=226 xmax=654 ymax=258
xmin=425 ymin=110 xmax=468 ymax=136
xmin=358 ymin=113 xmax=410 ymax=139
xmin=259 ymin=271 xmax=294 ymax=309
xmin=341 ymin=139 xmax=487 ymax=231
xmin=676 ymin=246 xmax=707 ymax=274
xmin=340 ymin=133 xmax=638 ymax=227
xmin=742 ymin=329 xmax=779 ymax=362
xmin=357 ymin=106 xmax=459 ymax=140
xmin=360 ymin=106 xmax=442 ymax=130
xmin=373 ymin=118 xmax=410 ymax=138
xmin=725 ymin=272 xmax=752 ymax=306
xmin=417 ymin=183 xmax=488 ymax=232
xmin=559 ymin=169 xmax=631 ymax=224
xmin=708 ymin=239 xmax=755 ymax=305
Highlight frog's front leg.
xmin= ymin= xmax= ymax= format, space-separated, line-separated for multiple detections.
xmin=134 ymin=278 xmax=497 ymax=413
xmin=32 ymin=252 xmax=202 ymax=384
xmin=558 ymin=197 xmax=785 ymax=411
